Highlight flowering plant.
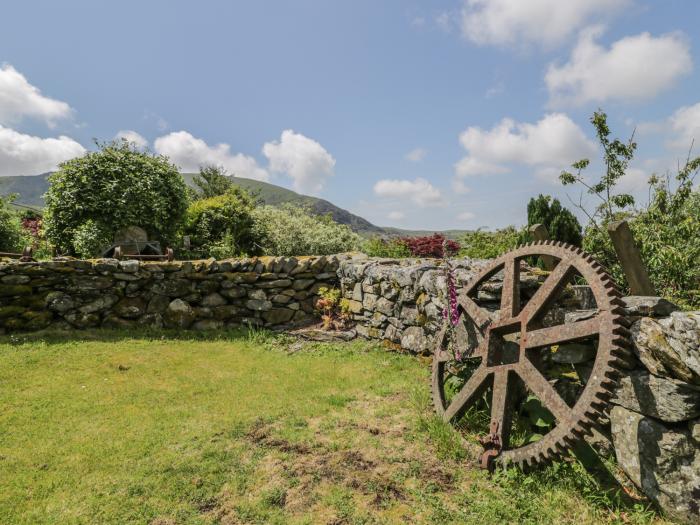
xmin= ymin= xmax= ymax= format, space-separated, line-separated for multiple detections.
xmin=439 ymin=238 xmax=466 ymax=362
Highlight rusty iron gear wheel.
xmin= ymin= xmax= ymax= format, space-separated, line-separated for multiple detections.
xmin=431 ymin=241 xmax=631 ymax=469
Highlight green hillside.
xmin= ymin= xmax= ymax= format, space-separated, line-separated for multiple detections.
xmin=0 ymin=173 xmax=470 ymax=239
xmin=0 ymin=173 xmax=384 ymax=235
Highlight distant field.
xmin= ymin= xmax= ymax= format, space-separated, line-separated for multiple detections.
xmin=0 ymin=329 xmax=667 ymax=524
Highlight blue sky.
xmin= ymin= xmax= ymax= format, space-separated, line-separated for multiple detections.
xmin=1 ymin=0 xmax=699 ymax=230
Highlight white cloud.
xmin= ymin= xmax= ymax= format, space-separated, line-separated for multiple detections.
xmin=263 ymin=130 xmax=335 ymax=195
xmin=669 ymin=102 xmax=700 ymax=150
xmin=452 ymin=179 xmax=471 ymax=194
xmin=114 ymin=130 xmax=148 ymax=149
xmin=455 ymin=113 xmax=596 ymax=182
xmin=154 ymin=131 xmax=269 ymax=181
xmin=546 ymin=27 xmax=692 ymax=107
xmin=405 ymin=147 xmax=427 ymax=162
xmin=457 ymin=211 xmax=475 ymax=221
xmin=460 ymin=0 xmax=628 ymax=48
xmin=0 ymin=125 xmax=85 ymax=176
xmin=411 ymin=16 xmax=425 ymax=27
xmin=0 ymin=64 xmax=73 ymax=127
xmin=373 ymin=177 xmax=443 ymax=208
xmin=388 ymin=211 xmax=405 ymax=220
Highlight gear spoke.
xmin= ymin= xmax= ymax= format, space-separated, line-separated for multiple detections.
xmin=524 ymin=317 xmax=600 ymax=348
xmin=489 ymin=369 xmax=514 ymax=450
xmin=518 ymin=358 xmax=571 ymax=423
xmin=458 ymin=294 xmax=492 ymax=332
xmin=520 ymin=259 xmax=574 ymax=325
xmin=443 ymin=365 xmax=490 ymax=422
xmin=500 ymin=257 xmax=520 ymax=319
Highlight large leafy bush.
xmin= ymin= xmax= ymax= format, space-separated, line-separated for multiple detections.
xmin=251 ymin=205 xmax=360 ymax=256
xmin=361 ymin=237 xmax=411 ymax=258
xmin=44 ymin=140 xmax=188 ymax=256
xmin=460 ymin=227 xmax=522 ymax=259
xmin=182 ymin=187 xmax=257 ymax=258
xmin=0 ymin=196 xmax=24 ymax=253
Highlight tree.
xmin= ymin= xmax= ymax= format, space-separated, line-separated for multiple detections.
xmin=44 ymin=140 xmax=188 ymax=256
xmin=182 ymin=187 xmax=257 ymax=258
xmin=526 ymin=194 xmax=582 ymax=247
xmin=192 ymin=164 xmax=235 ymax=199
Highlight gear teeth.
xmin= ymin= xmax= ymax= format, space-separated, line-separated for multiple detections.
xmin=601 ymin=378 xmax=617 ymax=390
xmin=595 ymin=390 xmax=612 ymax=402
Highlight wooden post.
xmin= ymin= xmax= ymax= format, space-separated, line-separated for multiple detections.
xmin=529 ymin=223 xmax=555 ymax=270
xmin=606 ymin=220 xmax=655 ymax=296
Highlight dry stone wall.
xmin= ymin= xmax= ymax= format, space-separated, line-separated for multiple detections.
xmin=0 ymin=255 xmax=347 ymax=333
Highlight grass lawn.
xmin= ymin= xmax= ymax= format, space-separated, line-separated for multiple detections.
xmin=0 ymin=329 xmax=671 ymax=525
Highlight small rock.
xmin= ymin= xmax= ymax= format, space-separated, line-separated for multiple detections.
xmin=220 ymin=287 xmax=246 ymax=299
xmin=0 ymin=275 xmax=30 ymax=285
xmin=352 ymin=283 xmax=363 ymax=302
xmin=564 ymin=309 xmax=598 ymax=324
xmin=256 ymin=279 xmax=292 ymax=289
xmin=632 ymin=316 xmax=700 ymax=385
xmin=690 ymin=419 xmax=700 ymax=444
xmin=45 ymin=292 xmax=75 ymax=313
xmin=202 ymin=293 xmax=227 ymax=307
xmin=375 ymin=297 xmax=395 ymax=316
xmin=147 ymin=295 xmax=171 ymax=314
xmin=80 ymin=294 xmax=119 ymax=314
xmin=362 ymin=293 xmax=378 ymax=310
xmin=164 ymin=299 xmax=195 ymax=328
xmin=262 ymin=308 xmax=295 ymax=324
xmin=551 ymin=343 xmax=596 ymax=364
xmin=401 ymin=326 xmax=428 ymax=353
xmin=293 ymin=279 xmax=315 ymax=290
xmin=193 ymin=319 xmax=224 ymax=330
xmin=248 ymin=289 xmax=267 ymax=301
xmin=245 ymin=299 xmax=272 ymax=312
xmin=623 ymin=296 xmax=680 ymax=318
xmin=346 ymin=300 xmax=363 ymax=314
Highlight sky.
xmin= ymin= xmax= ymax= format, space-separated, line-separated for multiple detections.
xmin=1 ymin=0 xmax=699 ymax=230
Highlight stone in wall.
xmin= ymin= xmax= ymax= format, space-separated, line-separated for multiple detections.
xmin=631 ymin=312 xmax=700 ymax=386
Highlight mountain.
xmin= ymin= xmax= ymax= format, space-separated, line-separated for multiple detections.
xmin=0 ymin=172 xmax=387 ymax=235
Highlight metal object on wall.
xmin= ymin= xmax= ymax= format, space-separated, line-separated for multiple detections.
xmin=432 ymin=241 xmax=630 ymax=470
xmin=606 ymin=220 xmax=655 ymax=296
xmin=0 ymin=246 xmax=35 ymax=262
xmin=113 ymin=246 xmax=174 ymax=262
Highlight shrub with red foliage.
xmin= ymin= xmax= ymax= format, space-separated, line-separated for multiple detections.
xmin=400 ymin=233 xmax=460 ymax=258
xmin=21 ymin=216 xmax=42 ymax=238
